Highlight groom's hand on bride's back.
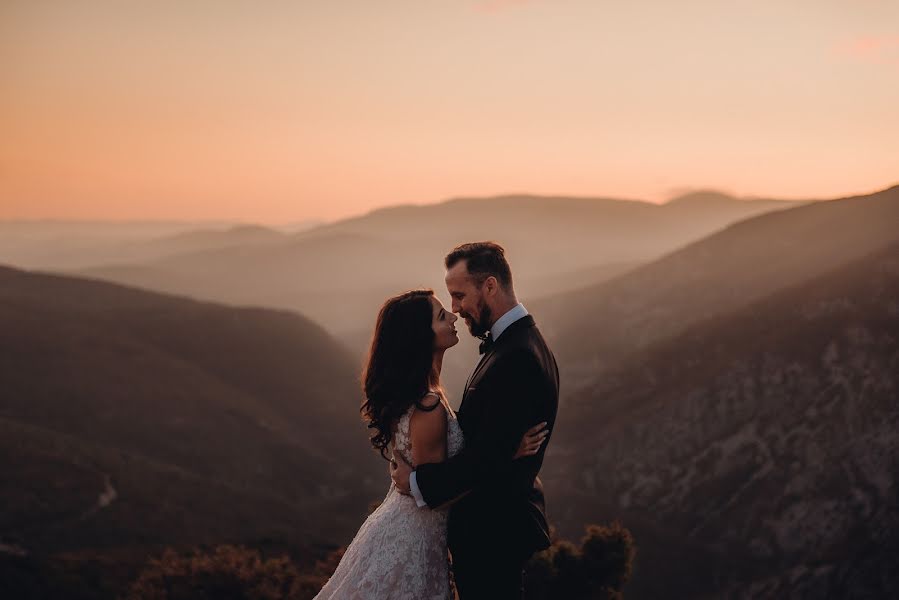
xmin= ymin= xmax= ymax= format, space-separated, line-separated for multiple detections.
xmin=514 ymin=421 xmax=549 ymax=460
xmin=390 ymin=453 xmax=413 ymax=495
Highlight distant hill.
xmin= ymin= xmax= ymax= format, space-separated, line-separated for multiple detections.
xmin=0 ymin=266 xmax=383 ymax=558
xmin=0 ymin=223 xmax=286 ymax=270
xmin=294 ymin=192 xmax=795 ymax=290
xmin=543 ymin=243 xmax=899 ymax=599
xmin=532 ymin=185 xmax=899 ymax=388
xmin=0 ymin=220 xmax=232 ymax=241
xmin=137 ymin=224 xmax=285 ymax=254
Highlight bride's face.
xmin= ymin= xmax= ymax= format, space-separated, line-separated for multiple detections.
xmin=430 ymin=296 xmax=459 ymax=351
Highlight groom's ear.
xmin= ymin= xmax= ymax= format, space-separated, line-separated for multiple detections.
xmin=484 ymin=275 xmax=498 ymax=296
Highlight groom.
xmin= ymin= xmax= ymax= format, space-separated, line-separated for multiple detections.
xmin=392 ymin=241 xmax=560 ymax=599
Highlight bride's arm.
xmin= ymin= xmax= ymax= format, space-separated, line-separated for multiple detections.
xmin=409 ymin=394 xmax=447 ymax=467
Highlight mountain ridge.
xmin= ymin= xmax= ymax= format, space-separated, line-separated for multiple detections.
xmin=543 ymin=242 xmax=899 ymax=598
xmin=532 ymin=184 xmax=899 ymax=384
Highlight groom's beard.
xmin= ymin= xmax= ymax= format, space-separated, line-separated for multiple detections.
xmin=462 ymin=303 xmax=492 ymax=339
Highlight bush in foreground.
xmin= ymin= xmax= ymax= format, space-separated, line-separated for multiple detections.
xmin=525 ymin=521 xmax=636 ymax=600
xmin=125 ymin=522 xmax=633 ymax=599
xmin=125 ymin=544 xmax=344 ymax=600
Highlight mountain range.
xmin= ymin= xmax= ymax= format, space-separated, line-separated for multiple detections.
xmin=61 ymin=191 xmax=796 ymax=342
xmin=3 ymin=184 xmax=897 ymax=598
xmin=533 ymin=185 xmax=899 ymax=389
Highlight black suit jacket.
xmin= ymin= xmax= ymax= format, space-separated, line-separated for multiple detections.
xmin=415 ymin=315 xmax=560 ymax=559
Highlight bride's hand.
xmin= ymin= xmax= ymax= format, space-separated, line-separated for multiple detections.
xmin=514 ymin=421 xmax=549 ymax=459
xmin=390 ymin=452 xmax=413 ymax=495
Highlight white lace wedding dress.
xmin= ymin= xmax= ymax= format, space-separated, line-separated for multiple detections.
xmin=314 ymin=399 xmax=464 ymax=600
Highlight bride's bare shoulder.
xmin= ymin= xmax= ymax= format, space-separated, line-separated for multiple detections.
xmin=410 ymin=392 xmax=448 ymax=431
xmin=414 ymin=391 xmax=442 ymax=411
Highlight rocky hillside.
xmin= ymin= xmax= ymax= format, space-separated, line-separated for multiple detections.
xmin=544 ymin=243 xmax=899 ymax=598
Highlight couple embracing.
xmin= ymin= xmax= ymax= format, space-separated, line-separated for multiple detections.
xmin=316 ymin=242 xmax=560 ymax=600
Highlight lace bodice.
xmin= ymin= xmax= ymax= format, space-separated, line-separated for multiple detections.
xmin=314 ymin=396 xmax=463 ymax=600
xmin=393 ymin=396 xmax=464 ymax=468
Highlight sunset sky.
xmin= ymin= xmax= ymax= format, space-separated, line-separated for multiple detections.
xmin=2 ymin=0 xmax=897 ymax=224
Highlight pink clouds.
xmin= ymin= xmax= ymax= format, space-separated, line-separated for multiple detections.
xmin=838 ymin=35 xmax=899 ymax=65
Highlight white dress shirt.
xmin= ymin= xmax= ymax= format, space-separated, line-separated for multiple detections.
xmin=409 ymin=303 xmax=529 ymax=507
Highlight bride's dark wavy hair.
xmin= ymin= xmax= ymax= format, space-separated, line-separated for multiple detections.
xmin=361 ymin=289 xmax=442 ymax=460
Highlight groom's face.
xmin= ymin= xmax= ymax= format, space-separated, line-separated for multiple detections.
xmin=445 ymin=261 xmax=492 ymax=338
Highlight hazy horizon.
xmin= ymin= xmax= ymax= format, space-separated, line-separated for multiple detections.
xmin=2 ymin=184 xmax=892 ymax=228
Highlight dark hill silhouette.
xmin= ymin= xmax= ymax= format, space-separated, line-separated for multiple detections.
xmin=0 ymin=266 xmax=382 ymax=557
xmin=533 ymin=185 xmax=899 ymax=387
xmin=543 ymin=242 xmax=899 ymax=598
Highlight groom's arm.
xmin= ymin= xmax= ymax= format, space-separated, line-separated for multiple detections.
xmin=413 ymin=350 xmax=542 ymax=508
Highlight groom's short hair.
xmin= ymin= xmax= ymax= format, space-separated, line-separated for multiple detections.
xmin=445 ymin=242 xmax=513 ymax=290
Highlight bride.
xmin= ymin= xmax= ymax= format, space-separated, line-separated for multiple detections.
xmin=314 ymin=289 xmax=545 ymax=600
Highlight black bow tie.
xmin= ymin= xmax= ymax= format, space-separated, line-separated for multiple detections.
xmin=478 ymin=332 xmax=494 ymax=355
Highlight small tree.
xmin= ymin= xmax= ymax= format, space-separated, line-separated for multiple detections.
xmin=581 ymin=521 xmax=636 ymax=599
xmin=525 ymin=521 xmax=636 ymax=600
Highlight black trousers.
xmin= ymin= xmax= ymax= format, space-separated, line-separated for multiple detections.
xmin=451 ymin=547 xmax=527 ymax=600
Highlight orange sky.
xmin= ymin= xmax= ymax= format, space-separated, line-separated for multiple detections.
xmin=1 ymin=1 xmax=897 ymax=223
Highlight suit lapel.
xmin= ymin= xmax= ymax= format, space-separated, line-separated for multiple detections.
xmin=463 ymin=350 xmax=491 ymax=395
xmin=460 ymin=315 xmax=536 ymax=407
